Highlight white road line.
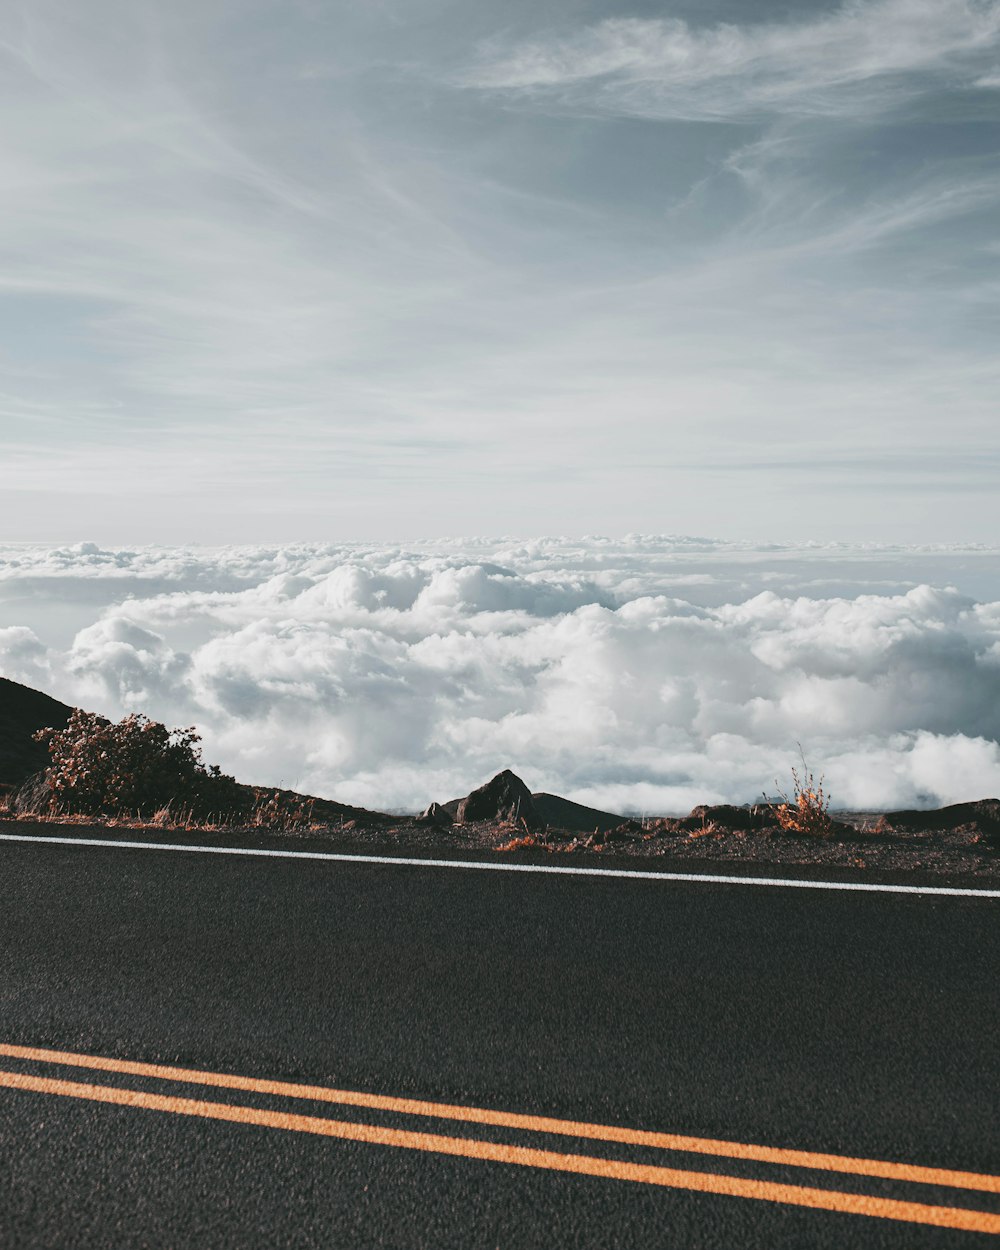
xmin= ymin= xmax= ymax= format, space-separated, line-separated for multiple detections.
xmin=0 ymin=830 xmax=998 ymax=897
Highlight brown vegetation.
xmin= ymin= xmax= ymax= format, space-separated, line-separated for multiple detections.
xmin=772 ymin=761 xmax=834 ymax=837
xmin=32 ymin=709 xmax=243 ymax=820
xmin=0 ymin=709 xmax=314 ymax=832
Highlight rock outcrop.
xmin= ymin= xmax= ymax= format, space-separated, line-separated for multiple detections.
xmin=417 ymin=801 xmax=453 ymax=826
xmin=456 ymin=770 xmax=537 ymax=827
xmin=687 ymin=803 xmax=767 ymax=832
xmin=883 ymin=799 xmax=1000 ymax=836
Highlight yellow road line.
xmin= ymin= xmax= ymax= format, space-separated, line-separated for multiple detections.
xmin=0 ymin=1042 xmax=996 ymax=1196
xmin=1 ymin=1068 xmax=998 ymax=1234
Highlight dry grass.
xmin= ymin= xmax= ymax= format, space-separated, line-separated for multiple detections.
xmin=772 ymin=761 xmax=833 ymax=837
xmin=494 ymin=833 xmax=539 ymax=852
xmin=0 ymin=780 xmax=318 ymax=835
xmin=0 ymin=774 xmax=50 ymax=819
xmin=243 ymin=789 xmax=315 ymax=831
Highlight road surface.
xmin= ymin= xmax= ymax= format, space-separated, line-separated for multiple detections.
xmin=0 ymin=833 xmax=997 ymax=1247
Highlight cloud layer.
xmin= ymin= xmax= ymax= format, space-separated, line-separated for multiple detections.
xmin=4 ymin=538 xmax=1000 ymax=813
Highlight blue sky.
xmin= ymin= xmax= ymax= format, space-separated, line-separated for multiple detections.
xmin=1 ymin=0 xmax=999 ymax=542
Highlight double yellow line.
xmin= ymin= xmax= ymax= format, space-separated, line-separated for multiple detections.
xmin=1 ymin=1043 xmax=998 ymax=1234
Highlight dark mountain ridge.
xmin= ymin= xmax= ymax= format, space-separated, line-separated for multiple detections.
xmin=0 ymin=677 xmax=72 ymax=793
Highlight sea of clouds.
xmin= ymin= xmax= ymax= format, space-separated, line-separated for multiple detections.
xmin=3 ymin=536 xmax=1000 ymax=814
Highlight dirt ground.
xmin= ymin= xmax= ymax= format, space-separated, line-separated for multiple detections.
xmin=5 ymin=804 xmax=998 ymax=885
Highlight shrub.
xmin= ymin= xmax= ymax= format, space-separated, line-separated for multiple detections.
xmin=33 ymin=709 xmax=245 ymax=820
xmin=773 ymin=759 xmax=833 ymax=837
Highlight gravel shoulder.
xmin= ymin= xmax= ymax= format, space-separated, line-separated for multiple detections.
xmin=3 ymin=809 xmax=999 ymax=887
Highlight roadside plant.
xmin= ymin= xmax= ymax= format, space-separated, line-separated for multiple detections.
xmin=772 ymin=754 xmax=833 ymax=837
xmin=245 ymin=788 xmax=315 ymax=831
xmin=495 ymin=833 xmax=539 ymax=853
xmin=33 ymin=709 xmax=245 ymax=820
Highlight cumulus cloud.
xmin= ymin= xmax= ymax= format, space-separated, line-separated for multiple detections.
xmin=4 ymin=538 xmax=1000 ymax=812
xmin=0 ymin=625 xmax=50 ymax=688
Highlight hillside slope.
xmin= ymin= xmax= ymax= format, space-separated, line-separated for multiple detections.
xmin=0 ymin=677 xmax=73 ymax=790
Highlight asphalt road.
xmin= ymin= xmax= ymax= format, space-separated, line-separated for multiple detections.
xmin=0 ymin=836 xmax=997 ymax=1248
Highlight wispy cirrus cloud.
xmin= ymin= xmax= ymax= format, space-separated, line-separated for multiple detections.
xmin=464 ymin=0 xmax=1000 ymax=121
xmin=0 ymin=0 xmax=999 ymax=543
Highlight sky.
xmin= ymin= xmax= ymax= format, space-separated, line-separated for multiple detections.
xmin=1 ymin=0 xmax=998 ymax=543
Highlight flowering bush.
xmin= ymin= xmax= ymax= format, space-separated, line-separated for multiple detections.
xmin=33 ymin=710 xmax=245 ymax=819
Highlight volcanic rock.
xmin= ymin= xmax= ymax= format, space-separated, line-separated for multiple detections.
xmin=417 ymin=802 xmax=453 ymax=827
xmin=600 ymin=820 xmax=643 ymax=843
xmin=456 ymin=770 xmax=537 ymax=827
xmin=883 ymin=799 xmax=1000 ymax=836
xmin=687 ymin=803 xmax=769 ymax=832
